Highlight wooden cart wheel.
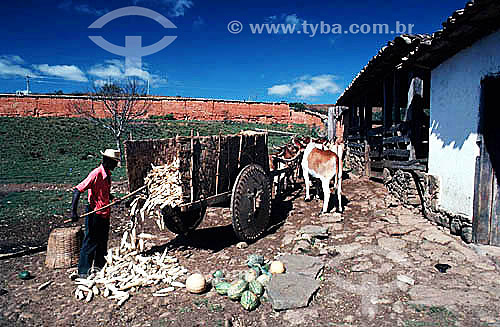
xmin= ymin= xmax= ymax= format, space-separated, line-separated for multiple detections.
xmin=231 ymin=164 xmax=271 ymax=241
xmin=162 ymin=206 xmax=206 ymax=235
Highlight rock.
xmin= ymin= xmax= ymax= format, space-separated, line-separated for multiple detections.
xmin=351 ymin=261 xmax=373 ymax=272
xmin=372 ymin=262 xmax=393 ymax=274
xmin=392 ymin=301 xmax=404 ymax=314
xmin=396 ymin=275 xmax=415 ymax=285
xmin=331 ymin=223 xmax=344 ymax=231
xmin=266 ymin=273 xmax=320 ymax=311
xmin=384 ymin=250 xmax=408 ymax=263
xmin=461 ymin=226 xmax=473 ymax=243
xmin=398 ymin=214 xmax=423 ymax=226
xmin=355 ymin=236 xmax=373 ymax=243
xmin=332 ymin=233 xmax=347 ymax=240
xmin=319 ymin=212 xmax=343 ymax=223
xmin=422 ymin=230 xmax=454 ymax=245
xmin=279 ymin=254 xmax=325 ymax=279
xmin=292 ymin=240 xmax=311 ymax=254
xmin=236 ymin=242 xmax=248 ymax=249
xmin=282 ymin=308 xmax=319 ymax=326
xmin=409 ymin=285 xmax=490 ymax=306
xmin=377 ymin=237 xmax=407 ymax=251
xmin=386 ymin=225 xmax=415 ymax=236
xmin=344 ymin=315 xmax=354 ymax=323
xmin=474 ymin=261 xmax=496 ymax=271
xmin=299 ymin=225 xmax=329 ymax=238
xmin=334 ymin=243 xmax=362 ymax=255
xmin=381 ymin=216 xmax=398 ymax=224
xmin=281 ymin=234 xmax=295 ymax=246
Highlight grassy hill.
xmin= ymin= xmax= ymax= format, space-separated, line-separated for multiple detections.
xmin=0 ymin=117 xmax=314 ymax=184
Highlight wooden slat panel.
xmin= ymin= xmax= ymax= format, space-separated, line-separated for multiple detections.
xmin=368 ymin=159 xmax=427 ymax=171
xmin=347 ymin=143 xmax=365 ymax=149
xmin=383 ymin=149 xmax=410 ymax=158
xmin=383 ymin=136 xmax=410 ymax=144
xmin=349 ymin=150 xmax=364 ymax=156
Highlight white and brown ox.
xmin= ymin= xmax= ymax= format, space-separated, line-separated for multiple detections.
xmin=301 ymin=140 xmax=344 ymax=214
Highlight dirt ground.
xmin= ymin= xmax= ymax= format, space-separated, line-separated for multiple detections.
xmin=1 ymin=175 xmax=500 ymax=327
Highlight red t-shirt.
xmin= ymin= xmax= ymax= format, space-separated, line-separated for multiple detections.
xmin=76 ymin=164 xmax=112 ymax=218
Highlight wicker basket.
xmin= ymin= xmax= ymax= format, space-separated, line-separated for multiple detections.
xmin=45 ymin=226 xmax=83 ymax=269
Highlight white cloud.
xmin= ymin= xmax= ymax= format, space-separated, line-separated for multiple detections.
xmin=268 ymin=84 xmax=293 ymax=96
xmin=267 ymin=75 xmax=341 ymax=98
xmin=133 ymin=0 xmax=193 ymax=17
xmin=0 ymin=56 xmax=34 ymax=77
xmin=88 ymin=60 xmax=167 ymax=86
xmin=34 ymin=64 xmax=88 ymax=82
xmin=58 ymin=0 xmax=107 ymax=16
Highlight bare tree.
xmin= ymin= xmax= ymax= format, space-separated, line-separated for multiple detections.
xmin=72 ymin=79 xmax=151 ymax=162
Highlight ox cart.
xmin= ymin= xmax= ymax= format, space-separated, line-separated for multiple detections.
xmin=124 ymin=131 xmax=301 ymax=242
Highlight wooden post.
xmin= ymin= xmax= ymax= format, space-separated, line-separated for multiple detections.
xmin=364 ymin=139 xmax=371 ymax=177
xmin=328 ymin=106 xmax=335 ymax=141
xmin=215 ymin=134 xmax=221 ymax=195
xmin=238 ymin=134 xmax=243 ymax=169
xmin=359 ymin=102 xmax=365 ymax=139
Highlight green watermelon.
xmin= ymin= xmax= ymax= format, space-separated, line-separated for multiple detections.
xmin=240 ymin=290 xmax=259 ymax=311
xmin=250 ymin=265 xmax=261 ymax=276
xmin=256 ymin=274 xmax=270 ymax=287
xmin=248 ymin=280 xmax=264 ymax=297
xmin=243 ymin=269 xmax=258 ymax=282
xmin=212 ymin=270 xmax=224 ymax=279
xmin=247 ymin=254 xmax=264 ymax=267
xmin=214 ymin=281 xmax=231 ymax=295
xmin=227 ymin=280 xmax=248 ymax=300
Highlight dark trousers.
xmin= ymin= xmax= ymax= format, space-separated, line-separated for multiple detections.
xmin=78 ymin=207 xmax=110 ymax=275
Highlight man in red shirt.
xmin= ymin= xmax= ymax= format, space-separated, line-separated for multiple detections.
xmin=71 ymin=149 xmax=120 ymax=277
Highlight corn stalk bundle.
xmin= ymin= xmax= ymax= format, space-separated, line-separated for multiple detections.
xmin=129 ymin=157 xmax=184 ymax=230
xmin=73 ymin=225 xmax=188 ymax=305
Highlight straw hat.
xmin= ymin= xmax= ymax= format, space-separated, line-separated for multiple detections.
xmin=100 ymin=149 xmax=120 ymax=162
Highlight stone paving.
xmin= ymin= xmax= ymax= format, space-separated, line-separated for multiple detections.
xmin=279 ymin=175 xmax=500 ymax=326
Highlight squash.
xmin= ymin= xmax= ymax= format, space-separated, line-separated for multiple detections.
xmin=185 ymin=273 xmax=206 ymax=294
xmin=269 ymin=261 xmax=285 ymax=274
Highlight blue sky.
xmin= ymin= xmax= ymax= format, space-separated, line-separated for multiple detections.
xmin=0 ymin=0 xmax=466 ymax=104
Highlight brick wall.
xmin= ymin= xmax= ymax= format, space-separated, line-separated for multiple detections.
xmin=0 ymin=94 xmax=312 ymax=125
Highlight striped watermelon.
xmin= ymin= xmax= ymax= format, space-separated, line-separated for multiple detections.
xmin=240 ymin=290 xmax=259 ymax=311
xmin=214 ymin=281 xmax=231 ymax=295
xmin=244 ymin=269 xmax=258 ymax=282
xmin=227 ymin=280 xmax=248 ymax=300
xmin=248 ymin=280 xmax=264 ymax=297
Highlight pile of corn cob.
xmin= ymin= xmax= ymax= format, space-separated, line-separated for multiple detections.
xmin=73 ymin=225 xmax=188 ymax=305
xmin=129 ymin=158 xmax=184 ymax=230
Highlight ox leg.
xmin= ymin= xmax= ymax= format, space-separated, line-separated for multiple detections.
xmin=321 ymin=178 xmax=330 ymax=213
xmin=304 ymin=169 xmax=311 ymax=201
xmin=337 ymin=175 xmax=343 ymax=212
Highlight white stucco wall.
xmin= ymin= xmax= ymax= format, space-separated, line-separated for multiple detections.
xmin=429 ymin=30 xmax=500 ymax=218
